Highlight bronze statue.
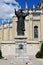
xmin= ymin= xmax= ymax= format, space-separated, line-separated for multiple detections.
xmin=15 ymin=9 xmax=29 ymax=35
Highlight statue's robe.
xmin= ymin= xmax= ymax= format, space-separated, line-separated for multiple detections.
xmin=15 ymin=10 xmax=29 ymax=35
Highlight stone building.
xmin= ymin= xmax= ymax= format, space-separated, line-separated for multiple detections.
xmin=0 ymin=0 xmax=43 ymax=56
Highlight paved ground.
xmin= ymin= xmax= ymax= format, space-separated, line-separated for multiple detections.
xmin=0 ymin=55 xmax=43 ymax=65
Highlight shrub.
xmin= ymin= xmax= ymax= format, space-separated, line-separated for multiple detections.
xmin=0 ymin=50 xmax=3 ymax=59
xmin=35 ymin=51 xmax=41 ymax=58
xmin=40 ymin=43 xmax=43 ymax=56
xmin=36 ymin=43 xmax=43 ymax=58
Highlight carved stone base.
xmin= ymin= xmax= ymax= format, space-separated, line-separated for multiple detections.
xmin=13 ymin=56 xmax=29 ymax=63
xmin=13 ymin=36 xmax=30 ymax=63
xmin=15 ymin=36 xmax=27 ymax=56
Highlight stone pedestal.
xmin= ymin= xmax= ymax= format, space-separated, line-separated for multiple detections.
xmin=15 ymin=36 xmax=27 ymax=56
xmin=13 ymin=36 xmax=29 ymax=63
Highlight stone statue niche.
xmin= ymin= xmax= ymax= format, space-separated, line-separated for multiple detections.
xmin=15 ymin=9 xmax=29 ymax=36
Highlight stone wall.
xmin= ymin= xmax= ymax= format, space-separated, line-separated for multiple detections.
xmin=1 ymin=44 xmax=40 ymax=57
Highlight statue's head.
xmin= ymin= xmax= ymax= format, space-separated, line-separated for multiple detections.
xmin=18 ymin=9 xmax=22 ymax=13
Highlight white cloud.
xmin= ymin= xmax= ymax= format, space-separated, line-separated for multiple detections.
xmin=4 ymin=0 xmax=19 ymax=4
xmin=0 ymin=0 xmax=20 ymax=19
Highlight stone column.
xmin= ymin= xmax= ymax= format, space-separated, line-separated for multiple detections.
xmin=9 ymin=23 xmax=13 ymax=40
xmin=24 ymin=9 xmax=29 ymax=42
xmin=4 ymin=24 xmax=9 ymax=41
xmin=38 ymin=20 xmax=41 ymax=42
xmin=2 ymin=24 xmax=4 ymax=41
xmin=0 ymin=24 xmax=3 ymax=58
xmin=0 ymin=25 xmax=2 ymax=41
xmin=40 ymin=14 xmax=43 ymax=41
xmin=29 ymin=13 xmax=33 ymax=41
xmin=25 ymin=15 xmax=29 ymax=41
xmin=8 ymin=22 xmax=10 ymax=41
xmin=12 ymin=16 xmax=17 ymax=40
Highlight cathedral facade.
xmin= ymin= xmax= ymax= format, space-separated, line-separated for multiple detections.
xmin=0 ymin=1 xmax=43 ymax=56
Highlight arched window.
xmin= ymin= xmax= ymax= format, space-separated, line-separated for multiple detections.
xmin=34 ymin=26 xmax=38 ymax=38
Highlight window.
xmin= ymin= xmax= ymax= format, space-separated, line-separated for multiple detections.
xmin=34 ymin=26 xmax=38 ymax=38
xmin=33 ymin=12 xmax=40 ymax=16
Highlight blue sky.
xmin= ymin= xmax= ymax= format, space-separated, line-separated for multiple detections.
xmin=0 ymin=0 xmax=41 ymax=25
